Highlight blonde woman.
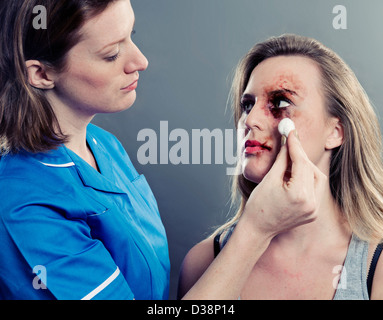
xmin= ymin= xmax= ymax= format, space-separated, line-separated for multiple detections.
xmin=178 ymin=34 xmax=383 ymax=300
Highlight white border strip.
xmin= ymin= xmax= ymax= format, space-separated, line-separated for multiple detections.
xmin=81 ymin=267 xmax=120 ymax=300
xmin=40 ymin=162 xmax=75 ymax=168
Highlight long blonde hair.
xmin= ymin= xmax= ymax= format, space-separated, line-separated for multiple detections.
xmin=215 ymin=34 xmax=383 ymax=242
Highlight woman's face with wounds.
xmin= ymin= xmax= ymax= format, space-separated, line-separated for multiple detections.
xmin=238 ymin=55 xmax=336 ymax=183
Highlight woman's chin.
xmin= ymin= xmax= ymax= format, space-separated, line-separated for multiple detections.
xmin=242 ymin=168 xmax=266 ymax=185
xmin=241 ymin=161 xmax=272 ymax=184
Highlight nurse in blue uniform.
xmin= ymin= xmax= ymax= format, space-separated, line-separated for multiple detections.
xmin=0 ymin=0 xmax=169 ymax=299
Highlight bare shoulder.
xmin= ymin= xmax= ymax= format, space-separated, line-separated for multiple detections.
xmin=369 ymin=242 xmax=383 ymax=299
xmin=177 ymin=237 xmax=216 ymax=299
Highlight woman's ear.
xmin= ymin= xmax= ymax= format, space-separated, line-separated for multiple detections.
xmin=25 ymin=60 xmax=55 ymax=89
xmin=325 ymin=117 xmax=344 ymax=150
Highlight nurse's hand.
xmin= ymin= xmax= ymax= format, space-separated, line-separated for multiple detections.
xmin=242 ymin=130 xmax=327 ymax=241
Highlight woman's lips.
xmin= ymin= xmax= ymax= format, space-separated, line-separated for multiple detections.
xmin=121 ymin=79 xmax=138 ymax=92
xmin=244 ymin=140 xmax=272 ymax=154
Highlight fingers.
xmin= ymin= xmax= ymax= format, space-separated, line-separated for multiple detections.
xmin=266 ymin=129 xmax=328 ymax=195
xmin=266 ymin=130 xmax=307 ymax=185
xmin=266 ymin=130 xmax=307 ymax=183
xmin=243 ymin=129 xmax=328 ymax=239
xmin=286 ymin=130 xmax=309 ymax=163
xmin=286 ymin=130 xmax=315 ymax=184
xmin=264 ymin=137 xmax=289 ymax=182
xmin=285 ymin=130 xmax=328 ymax=212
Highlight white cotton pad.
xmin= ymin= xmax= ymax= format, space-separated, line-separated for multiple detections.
xmin=278 ymin=118 xmax=295 ymax=137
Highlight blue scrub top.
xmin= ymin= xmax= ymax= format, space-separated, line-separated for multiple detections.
xmin=0 ymin=124 xmax=170 ymax=300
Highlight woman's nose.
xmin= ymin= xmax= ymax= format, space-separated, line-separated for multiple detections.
xmin=124 ymin=42 xmax=149 ymax=74
xmin=244 ymin=102 xmax=268 ymax=131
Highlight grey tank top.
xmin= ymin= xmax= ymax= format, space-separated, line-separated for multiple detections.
xmin=220 ymin=225 xmax=370 ymax=300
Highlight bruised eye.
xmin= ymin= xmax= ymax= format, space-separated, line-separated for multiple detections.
xmin=276 ymin=99 xmax=291 ymax=108
xmin=270 ymin=96 xmax=292 ymax=109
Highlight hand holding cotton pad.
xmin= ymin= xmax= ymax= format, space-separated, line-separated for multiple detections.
xmin=278 ymin=118 xmax=295 ymax=137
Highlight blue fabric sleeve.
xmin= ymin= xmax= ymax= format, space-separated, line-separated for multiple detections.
xmin=2 ymin=204 xmax=134 ymax=300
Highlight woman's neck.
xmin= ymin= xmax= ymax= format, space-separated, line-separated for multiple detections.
xmin=47 ymin=92 xmax=98 ymax=170
xmin=273 ymin=187 xmax=351 ymax=254
xmin=63 ymin=122 xmax=99 ymax=172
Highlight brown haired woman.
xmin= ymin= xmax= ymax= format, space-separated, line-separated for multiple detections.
xmin=0 ymin=0 xmax=170 ymax=299
xmin=178 ymin=34 xmax=383 ymax=300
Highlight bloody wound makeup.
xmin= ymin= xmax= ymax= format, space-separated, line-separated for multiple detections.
xmin=240 ymin=71 xmax=306 ymax=120
xmin=266 ymin=89 xmax=295 ymax=119
xmin=240 ymin=89 xmax=295 ymax=119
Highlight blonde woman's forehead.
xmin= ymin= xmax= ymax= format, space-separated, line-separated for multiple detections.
xmin=247 ymin=56 xmax=322 ymax=99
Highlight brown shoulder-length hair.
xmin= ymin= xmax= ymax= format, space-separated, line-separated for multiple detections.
xmin=0 ymin=0 xmax=117 ymax=154
xmin=215 ymin=34 xmax=383 ymax=242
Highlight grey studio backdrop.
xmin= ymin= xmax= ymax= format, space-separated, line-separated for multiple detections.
xmin=91 ymin=0 xmax=383 ymax=299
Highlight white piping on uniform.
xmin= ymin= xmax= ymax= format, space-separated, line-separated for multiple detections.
xmin=81 ymin=267 xmax=120 ymax=300
xmin=39 ymin=162 xmax=75 ymax=168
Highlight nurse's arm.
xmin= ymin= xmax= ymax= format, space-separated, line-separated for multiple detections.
xmin=179 ymin=131 xmax=323 ymax=299
xmin=178 ymin=217 xmax=270 ymax=300
xmin=3 ymin=204 xmax=134 ymax=300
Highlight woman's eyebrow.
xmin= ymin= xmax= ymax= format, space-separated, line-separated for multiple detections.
xmin=94 ymin=20 xmax=136 ymax=54
xmin=267 ymin=88 xmax=299 ymax=97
